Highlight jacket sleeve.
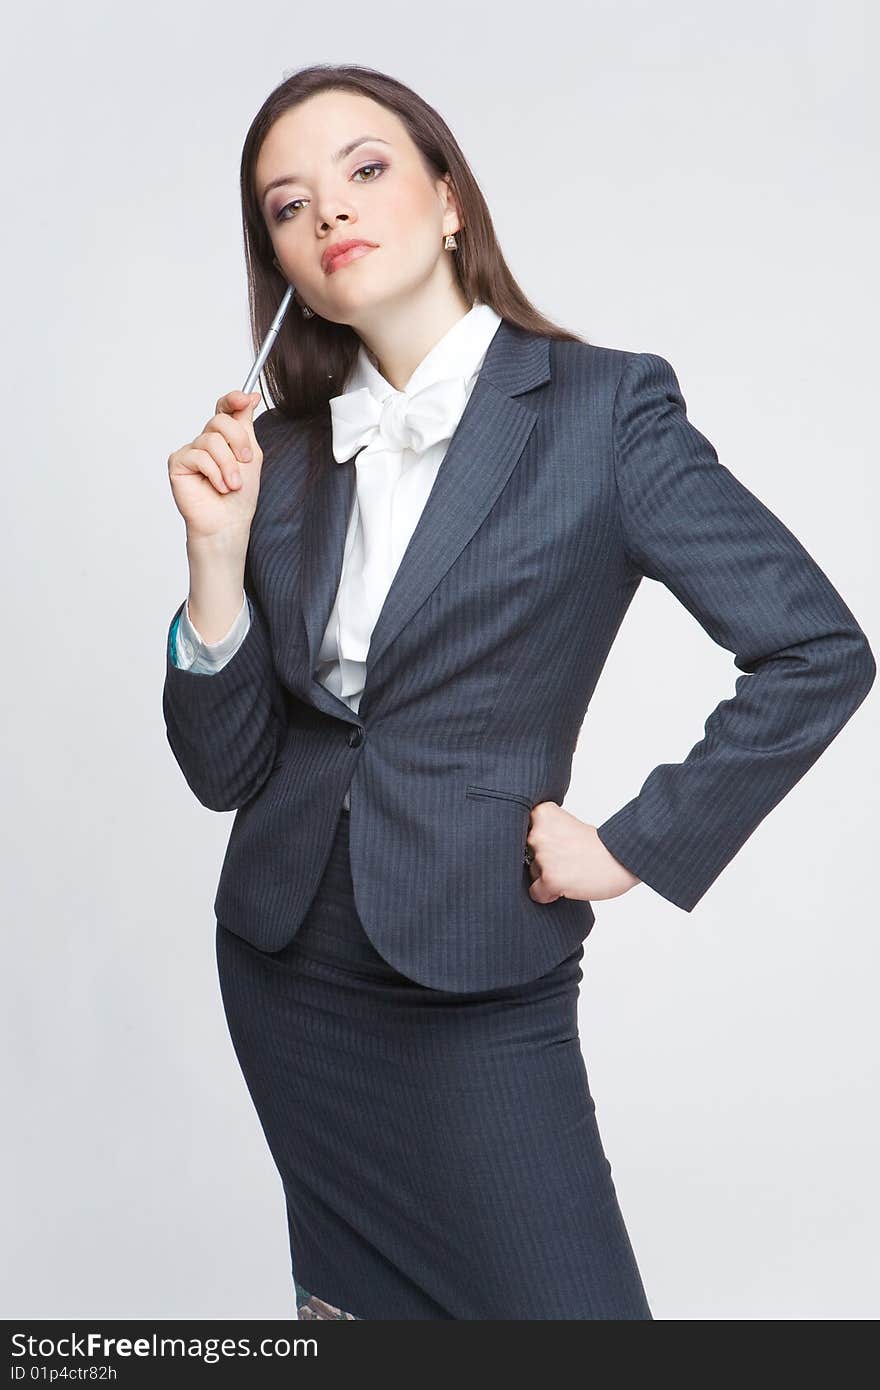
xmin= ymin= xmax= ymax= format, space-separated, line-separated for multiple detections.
xmin=594 ymin=351 xmax=876 ymax=912
xmin=162 ymin=553 xmax=285 ymax=812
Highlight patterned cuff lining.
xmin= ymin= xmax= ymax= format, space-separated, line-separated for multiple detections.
xmin=169 ymin=610 xmax=182 ymax=666
xmin=295 ymin=1279 xmax=360 ymax=1320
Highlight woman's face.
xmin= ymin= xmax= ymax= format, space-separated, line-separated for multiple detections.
xmin=255 ymin=90 xmax=461 ymax=329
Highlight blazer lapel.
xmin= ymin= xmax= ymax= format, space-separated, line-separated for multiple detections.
xmin=299 ymin=440 xmax=355 ymax=696
xmin=298 ymin=318 xmax=551 ymax=712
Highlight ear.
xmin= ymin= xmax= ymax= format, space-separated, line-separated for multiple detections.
xmin=439 ymin=172 xmax=463 ymax=236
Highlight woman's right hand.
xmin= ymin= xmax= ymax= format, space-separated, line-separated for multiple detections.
xmin=168 ymin=390 xmax=264 ymax=542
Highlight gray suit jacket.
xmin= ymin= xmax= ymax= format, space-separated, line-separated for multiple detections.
xmin=162 ymin=320 xmax=875 ymax=990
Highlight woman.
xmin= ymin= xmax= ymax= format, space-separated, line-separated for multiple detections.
xmin=163 ymin=65 xmax=875 ymax=1320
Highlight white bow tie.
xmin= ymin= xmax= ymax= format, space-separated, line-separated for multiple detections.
xmin=329 ymin=376 xmax=469 ymax=462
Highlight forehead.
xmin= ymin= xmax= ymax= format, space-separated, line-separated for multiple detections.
xmin=257 ymin=91 xmax=405 ymax=174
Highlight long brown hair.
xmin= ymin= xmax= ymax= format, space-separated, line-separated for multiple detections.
xmin=240 ymin=64 xmax=588 ymax=422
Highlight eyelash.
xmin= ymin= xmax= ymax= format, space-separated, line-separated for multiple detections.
xmin=274 ymin=162 xmax=388 ymax=222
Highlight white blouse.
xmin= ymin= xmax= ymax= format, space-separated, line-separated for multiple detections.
xmin=174 ymin=302 xmax=504 ymax=809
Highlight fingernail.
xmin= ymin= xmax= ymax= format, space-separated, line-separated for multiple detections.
xmin=232 ymin=471 xmax=242 ymax=486
xmin=241 ymin=447 xmax=252 ymax=462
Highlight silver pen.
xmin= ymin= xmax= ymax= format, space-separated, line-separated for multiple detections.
xmin=242 ymin=284 xmax=295 ymax=395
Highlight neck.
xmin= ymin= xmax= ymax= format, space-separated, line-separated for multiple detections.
xmin=353 ymin=282 xmax=474 ymax=391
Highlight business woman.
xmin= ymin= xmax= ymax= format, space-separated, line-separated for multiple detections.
xmin=162 ymin=65 xmax=875 ymax=1320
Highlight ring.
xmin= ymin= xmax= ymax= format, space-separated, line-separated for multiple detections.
xmin=524 ymin=844 xmax=535 ymax=865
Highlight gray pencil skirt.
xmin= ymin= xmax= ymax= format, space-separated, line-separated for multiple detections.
xmin=215 ymin=803 xmax=652 ymax=1320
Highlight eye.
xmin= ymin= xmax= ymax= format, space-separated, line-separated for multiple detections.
xmin=352 ymin=160 xmax=386 ymax=183
xmin=274 ymin=162 xmax=388 ymax=222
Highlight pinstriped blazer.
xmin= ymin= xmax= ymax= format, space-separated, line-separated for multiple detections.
xmin=162 ymin=319 xmax=875 ymax=991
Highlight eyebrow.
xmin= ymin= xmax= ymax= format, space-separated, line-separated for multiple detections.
xmin=259 ymin=136 xmax=392 ymax=206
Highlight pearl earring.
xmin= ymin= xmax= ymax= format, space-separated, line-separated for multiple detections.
xmin=444 ymin=233 xmax=458 ymax=250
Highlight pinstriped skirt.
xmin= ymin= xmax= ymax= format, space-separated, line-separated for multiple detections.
xmin=215 ymin=804 xmax=652 ymax=1320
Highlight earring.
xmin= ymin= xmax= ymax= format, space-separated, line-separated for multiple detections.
xmin=444 ymin=233 xmax=458 ymax=250
xmin=273 ymin=259 xmax=315 ymax=317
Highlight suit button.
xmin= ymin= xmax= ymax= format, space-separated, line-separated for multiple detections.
xmin=348 ymin=726 xmax=364 ymax=748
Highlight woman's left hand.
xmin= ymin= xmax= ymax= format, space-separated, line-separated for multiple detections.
xmin=526 ymin=802 xmax=641 ymax=904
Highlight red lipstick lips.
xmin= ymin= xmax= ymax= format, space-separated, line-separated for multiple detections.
xmin=322 ymin=239 xmax=378 ymax=274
